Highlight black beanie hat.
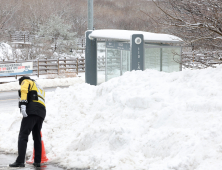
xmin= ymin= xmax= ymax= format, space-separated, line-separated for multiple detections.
xmin=18 ymin=76 xmax=31 ymax=85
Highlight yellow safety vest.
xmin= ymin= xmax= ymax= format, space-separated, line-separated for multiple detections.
xmin=20 ymin=79 xmax=46 ymax=107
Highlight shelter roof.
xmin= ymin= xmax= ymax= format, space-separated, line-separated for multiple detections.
xmin=89 ymin=29 xmax=183 ymax=44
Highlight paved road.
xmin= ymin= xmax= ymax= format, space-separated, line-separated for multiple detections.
xmin=0 ymin=87 xmax=68 ymax=170
xmin=0 ymin=87 xmax=66 ymax=101
xmin=0 ymin=87 xmax=67 ymax=113
xmin=0 ymin=90 xmax=18 ymax=113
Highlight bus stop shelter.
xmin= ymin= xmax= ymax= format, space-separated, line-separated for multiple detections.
xmin=85 ymin=29 xmax=183 ymax=85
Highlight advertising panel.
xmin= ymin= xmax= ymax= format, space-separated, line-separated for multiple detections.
xmin=0 ymin=62 xmax=33 ymax=76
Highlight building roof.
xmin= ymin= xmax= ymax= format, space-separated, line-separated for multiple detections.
xmin=89 ymin=29 xmax=183 ymax=44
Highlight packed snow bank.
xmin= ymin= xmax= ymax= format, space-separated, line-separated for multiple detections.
xmin=0 ymin=77 xmax=84 ymax=91
xmin=1 ymin=67 xmax=222 ymax=170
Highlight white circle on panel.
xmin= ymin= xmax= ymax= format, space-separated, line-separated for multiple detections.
xmin=135 ymin=37 xmax=142 ymax=44
xmin=88 ymin=34 xmax=93 ymax=40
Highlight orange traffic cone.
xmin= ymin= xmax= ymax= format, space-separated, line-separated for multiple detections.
xmin=26 ymin=131 xmax=49 ymax=164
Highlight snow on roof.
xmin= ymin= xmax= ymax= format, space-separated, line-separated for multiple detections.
xmin=89 ymin=29 xmax=183 ymax=44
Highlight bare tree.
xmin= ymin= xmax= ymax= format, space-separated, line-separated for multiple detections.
xmin=0 ymin=0 xmax=20 ymax=29
xmin=143 ymin=0 xmax=222 ymax=50
xmin=0 ymin=0 xmax=163 ymax=39
xmin=0 ymin=0 xmax=21 ymax=41
xmin=138 ymin=0 xmax=222 ymax=69
xmin=0 ymin=0 xmax=169 ymax=61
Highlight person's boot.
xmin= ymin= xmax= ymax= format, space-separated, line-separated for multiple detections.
xmin=33 ymin=163 xmax=41 ymax=167
xmin=9 ymin=162 xmax=25 ymax=167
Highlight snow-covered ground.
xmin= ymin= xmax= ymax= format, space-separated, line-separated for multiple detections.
xmin=1 ymin=67 xmax=222 ymax=170
xmin=0 ymin=74 xmax=85 ymax=91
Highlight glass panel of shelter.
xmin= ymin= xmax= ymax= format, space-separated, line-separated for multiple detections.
xmin=106 ymin=48 xmax=121 ymax=81
xmin=162 ymin=47 xmax=181 ymax=72
xmin=97 ymin=41 xmax=130 ymax=85
xmin=145 ymin=44 xmax=181 ymax=72
xmin=121 ymin=50 xmax=130 ymax=75
xmin=145 ymin=47 xmax=161 ymax=71
xmin=97 ymin=42 xmax=106 ymax=85
xmin=97 ymin=42 xmax=182 ymax=85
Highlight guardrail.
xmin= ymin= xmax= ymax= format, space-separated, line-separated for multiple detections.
xmin=0 ymin=57 xmax=85 ymax=78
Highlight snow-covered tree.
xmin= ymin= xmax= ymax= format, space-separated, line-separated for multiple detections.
xmin=38 ymin=15 xmax=77 ymax=54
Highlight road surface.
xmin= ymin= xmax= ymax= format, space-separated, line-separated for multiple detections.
xmin=0 ymin=87 xmax=66 ymax=113
xmin=0 ymin=152 xmax=64 ymax=170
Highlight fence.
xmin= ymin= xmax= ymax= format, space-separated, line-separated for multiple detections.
xmin=0 ymin=57 xmax=85 ymax=78
xmin=10 ymin=34 xmax=34 ymax=44
xmin=182 ymin=50 xmax=222 ymax=69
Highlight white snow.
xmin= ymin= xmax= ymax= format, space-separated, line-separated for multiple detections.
xmin=0 ymin=43 xmax=13 ymax=61
xmin=1 ymin=67 xmax=222 ymax=170
xmin=0 ymin=74 xmax=85 ymax=91
xmin=89 ymin=29 xmax=183 ymax=43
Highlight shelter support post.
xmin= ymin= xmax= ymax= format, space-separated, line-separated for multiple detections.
xmin=85 ymin=30 xmax=97 ymax=85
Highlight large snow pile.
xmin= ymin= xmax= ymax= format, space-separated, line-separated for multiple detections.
xmin=1 ymin=67 xmax=222 ymax=170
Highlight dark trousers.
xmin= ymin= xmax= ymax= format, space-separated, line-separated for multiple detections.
xmin=16 ymin=115 xmax=43 ymax=163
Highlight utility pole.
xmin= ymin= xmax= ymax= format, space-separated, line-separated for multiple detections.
xmin=87 ymin=0 xmax=93 ymax=30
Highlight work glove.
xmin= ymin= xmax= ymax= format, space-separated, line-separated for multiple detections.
xmin=21 ymin=105 xmax=28 ymax=117
xmin=19 ymin=100 xmax=28 ymax=117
